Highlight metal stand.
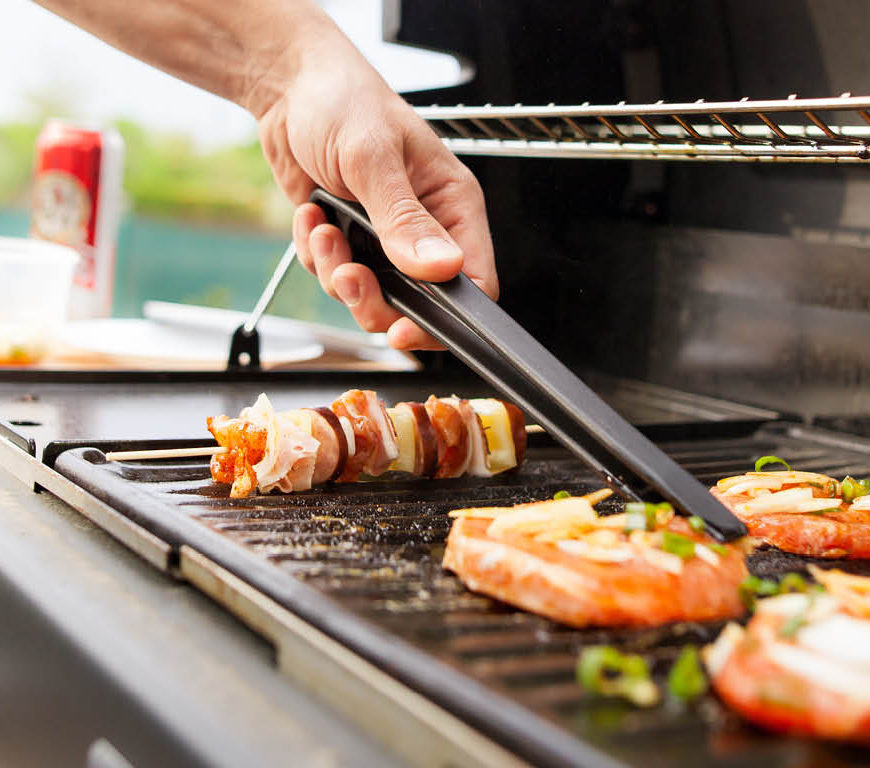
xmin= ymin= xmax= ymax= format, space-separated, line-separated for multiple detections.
xmin=226 ymin=242 xmax=297 ymax=370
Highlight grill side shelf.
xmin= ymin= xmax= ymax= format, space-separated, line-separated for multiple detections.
xmin=53 ymin=447 xmax=623 ymax=768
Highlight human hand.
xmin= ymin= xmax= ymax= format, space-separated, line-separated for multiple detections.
xmin=254 ymin=23 xmax=496 ymax=350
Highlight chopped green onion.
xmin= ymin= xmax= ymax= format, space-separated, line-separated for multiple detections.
xmin=577 ymin=646 xmax=660 ymax=707
xmin=662 ymin=531 xmax=695 ymax=560
xmin=738 ymin=575 xmax=778 ymax=610
xmin=841 ymin=476 xmax=870 ymax=503
xmin=808 ymin=508 xmax=839 ymax=516
xmin=778 ymin=573 xmax=809 ymax=593
xmin=624 ymin=502 xmax=674 ymax=531
xmin=739 ymin=572 xmax=813 ymax=611
xmin=625 ymin=502 xmax=656 ymax=531
xmin=553 ymin=490 xmax=572 ymax=500
xmin=709 ymin=543 xmax=729 ymax=557
xmin=623 ymin=511 xmax=649 ymax=533
xmin=754 ymin=455 xmax=792 ymax=472
xmin=667 ymin=645 xmax=708 ymax=701
xmin=687 ymin=515 xmax=706 ymax=533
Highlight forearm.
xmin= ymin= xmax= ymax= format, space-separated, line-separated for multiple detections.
xmin=33 ymin=0 xmax=339 ymax=117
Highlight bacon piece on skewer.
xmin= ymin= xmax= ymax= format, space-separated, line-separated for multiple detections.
xmin=425 ymin=396 xmax=470 ymax=479
xmin=331 ymin=389 xmax=398 ymax=482
xmin=241 ymin=395 xmax=320 ymax=493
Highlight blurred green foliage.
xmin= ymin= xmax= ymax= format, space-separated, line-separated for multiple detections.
xmin=0 ymin=122 xmax=41 ymax=207
xmin=0 ymin=118 xmax=293 ymax=230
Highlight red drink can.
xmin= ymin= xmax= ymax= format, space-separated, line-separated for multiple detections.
xmin=30 ymin=120 xmax=124 ymax=318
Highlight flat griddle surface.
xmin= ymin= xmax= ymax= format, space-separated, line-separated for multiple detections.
xmin=0 ymin=370 xmax=778 ymax=464
xmin=53 ymin=421 xmax=870 ymax=768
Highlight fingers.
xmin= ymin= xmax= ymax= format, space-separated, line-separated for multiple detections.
xmin=294 ymin=206 xmax=351 ymax=299
xmin=341 ymin=139 xmax=463 ymax=284
xmin=296 ymin=207 xmax=446 ymax=349
xmin=293 ymin=203 xmax=327 ymax=275
xmin=330 ymin=262 xmax=402 ymax=333
xmin=309 ymin=223 xmax=351 ymax=298
xmin=386 ymin=317 xmax=445 ymax=351
xmin=330 ymin=264 xmax=445 ymax=350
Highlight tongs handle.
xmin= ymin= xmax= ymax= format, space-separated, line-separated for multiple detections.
xmin=309 ymin=189 xmax=746 ymax=542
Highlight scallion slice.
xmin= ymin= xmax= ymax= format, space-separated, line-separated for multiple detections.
xmin=778 ymin=573 xmax=809 ymax=593
xmin=667 ymin=645 xmax=708 ymax=701
xmin=661 ymin=532 xmax=695 ymax=560
xmin=842 ymin=476 xmax=870 ymax=503
xmin=754 ymin=455 xmax=792 ymax=472
xmin=738 ymin=572 xmax=814 ymax=611
xmin=576 ymin=646 xmax=659 ymax=707
xmin=687 ymin=515 xmax=706 ymax=533
xmin=624 ymin=502 xmax=673 ymax=531
xmin=625 ymin=502 xmax=656 ymax=531
xmin=553 ymin=490 xmax=572 ymax=500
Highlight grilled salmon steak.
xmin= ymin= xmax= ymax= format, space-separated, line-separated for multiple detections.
xmin=705 ymin=567 xmax=870 ymax=743
xmin=443 ymin=494 xmax=748 ymax=628
xmin=711 ymin=469 xmax=870 ymax=558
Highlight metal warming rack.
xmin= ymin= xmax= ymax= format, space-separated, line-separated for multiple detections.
xmin=417 ymin=93 xmax=870 ymax=163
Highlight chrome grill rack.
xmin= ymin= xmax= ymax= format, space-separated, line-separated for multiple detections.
xmin=417 ymin=94 xmax=870 ymax=163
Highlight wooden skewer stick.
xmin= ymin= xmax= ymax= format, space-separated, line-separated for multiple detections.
xmin=104 ymin=446 xmax=228 ymax=462
xmin=104 ymin=424 xmax=548 ymax=462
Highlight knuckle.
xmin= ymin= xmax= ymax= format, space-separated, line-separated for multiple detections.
xmin=383 ymin=195 xmax=429 ymax=232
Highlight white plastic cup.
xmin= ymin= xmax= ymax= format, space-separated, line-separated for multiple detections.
xmin=0 ymin=237 xmax=78 ymax=364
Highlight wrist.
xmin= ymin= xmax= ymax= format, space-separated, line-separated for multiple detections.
xmin=237 ymin=2 xmax=342 ymax=119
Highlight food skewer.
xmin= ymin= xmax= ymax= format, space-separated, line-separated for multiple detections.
xmin=103 ymin=390 xmax=532 ymax=499
xmin=104 ymin=422 xmax=545 ymax=462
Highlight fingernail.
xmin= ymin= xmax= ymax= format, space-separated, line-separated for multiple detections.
xmin=414 ymin=237 xmax=462 ymax=264
xmin=333 ymin=274 xmax=360 ymax=307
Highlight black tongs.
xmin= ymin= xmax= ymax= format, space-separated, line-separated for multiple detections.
xmin=310 ymin=189 xmax=746 ymax=542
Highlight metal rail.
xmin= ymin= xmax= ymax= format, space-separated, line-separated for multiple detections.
xmin=417 ymin=94 xmax=870 ymax=163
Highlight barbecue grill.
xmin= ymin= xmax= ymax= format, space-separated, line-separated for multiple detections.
xmin=4 ymin=2 xmax=870 ymax=766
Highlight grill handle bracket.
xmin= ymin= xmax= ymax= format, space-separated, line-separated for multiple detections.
xmin=309 ymin=188 xmax=747 ymax=541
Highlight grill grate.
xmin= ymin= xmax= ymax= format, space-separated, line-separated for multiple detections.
xmin=417 ymin=94 xmax=870 ymax=163
xmin=55 ymin=423 xmax=870 ymax=768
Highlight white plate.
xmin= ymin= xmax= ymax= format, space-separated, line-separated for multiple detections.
xmin=141 ymin=301 xmax=419 ymax=370
xmin=143 ymin=301 xmax=389 ymax=355
xmin=60 ymin=318 xmax=324 ymax=366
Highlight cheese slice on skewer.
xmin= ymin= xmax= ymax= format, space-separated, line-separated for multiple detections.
xmin=387 ymin=406 xmax=417 ymax=474
xmin=469 ymin=398 xmax=517 ymax=475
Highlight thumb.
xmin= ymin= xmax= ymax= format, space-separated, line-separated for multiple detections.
xmin=345 ymin=144 xmax=463 ymax=282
